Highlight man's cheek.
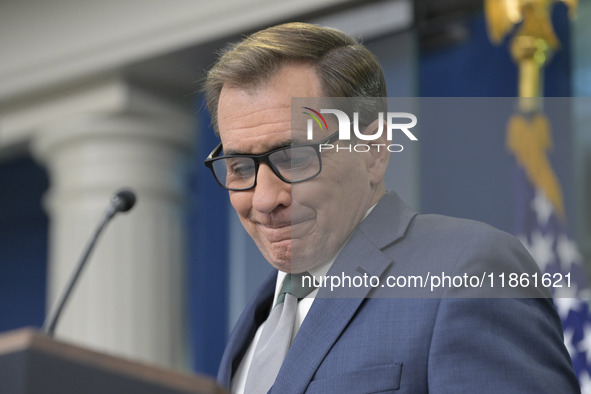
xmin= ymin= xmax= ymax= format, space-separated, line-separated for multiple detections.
xmin=229 ymin=193 xmax=250 ymax=216
xmin=292 ymin=181 xmax=329 ymax=205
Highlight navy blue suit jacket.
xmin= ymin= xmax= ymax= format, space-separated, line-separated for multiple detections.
xmin=218 ymin=192 xmax=579 ymax=393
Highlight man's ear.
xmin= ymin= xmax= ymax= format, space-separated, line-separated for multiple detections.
xmin=362 ymin=119 xmax=390 ymax=186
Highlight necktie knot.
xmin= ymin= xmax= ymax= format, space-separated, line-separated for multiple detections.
xmin=275 ymin=272 xmax=316 ymax=306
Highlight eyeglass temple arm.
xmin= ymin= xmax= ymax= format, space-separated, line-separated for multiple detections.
xmin=205 ymin=143 xmax=223 ymax=161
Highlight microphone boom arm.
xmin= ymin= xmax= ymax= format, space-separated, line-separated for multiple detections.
xmin=42 ymin=189 xmax=136 ymax=336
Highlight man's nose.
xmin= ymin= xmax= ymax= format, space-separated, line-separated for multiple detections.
xmin=251 ymin=164 xmax=291 ymax=213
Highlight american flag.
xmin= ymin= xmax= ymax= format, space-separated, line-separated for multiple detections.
xmin=509 ymin=112 xmax=590 ymax=392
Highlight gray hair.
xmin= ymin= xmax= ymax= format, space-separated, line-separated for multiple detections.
xmin=204 ymin=22 xmax=387 ymax=134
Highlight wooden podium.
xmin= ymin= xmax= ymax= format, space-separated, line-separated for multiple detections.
xmin=0 ymin=328 xmax=226 ymax=394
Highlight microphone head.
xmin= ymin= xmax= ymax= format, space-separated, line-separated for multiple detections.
xmin=111 ymin=189 xmax=137 ymax=213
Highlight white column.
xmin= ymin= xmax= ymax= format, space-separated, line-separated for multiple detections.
xmin=32 ymin=109 xmax=194 ymax=370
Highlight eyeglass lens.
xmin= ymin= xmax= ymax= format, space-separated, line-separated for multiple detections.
xmin=212 ymin=145 xmax=320 ymax=190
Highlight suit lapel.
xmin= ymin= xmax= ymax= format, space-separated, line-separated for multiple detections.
xmin=217 ymin=270 xmax=277 ymax=387
xmin=271 ymin=192 xmax=417 ymax=393
xmin=357 ymin=191 xmax=417 ymax=251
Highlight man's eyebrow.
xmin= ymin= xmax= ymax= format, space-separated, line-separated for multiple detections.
xmin=222 ymin=147 xmax=247 ymax=155
xmin=222 ymin=140 xmax=296 ymax=156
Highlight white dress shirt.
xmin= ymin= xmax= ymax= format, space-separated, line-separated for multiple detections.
xmin=230 ymin=260 xmax=333 ymax=394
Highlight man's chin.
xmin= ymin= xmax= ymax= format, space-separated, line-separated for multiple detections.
xmin=272 ymin=253 xmax=327 ymax=274
xmin=266 ymin=253 xmax=315 ymax=274
xmin=262 ymin=238 xmax=329 ymax=273
xmin=263 ymin=240 xmax=291 ymax=272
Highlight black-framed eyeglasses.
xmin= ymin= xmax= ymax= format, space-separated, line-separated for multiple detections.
xmin=204 ymin=131 xmax=340 ymax=191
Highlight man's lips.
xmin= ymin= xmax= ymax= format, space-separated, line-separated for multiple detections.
xmin=256 ymin=216 xmax=315 ymax=241
xmin=258 ymin=221 xmax=291 ymax=229
xmin=258 ymin=225 xmax=291 ymax=243
xmin=252 ymin=210 xmax=314 ymax=227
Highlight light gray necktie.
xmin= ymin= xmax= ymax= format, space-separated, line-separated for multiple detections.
xmin=244 ymin=272 xmax=316 ymax=393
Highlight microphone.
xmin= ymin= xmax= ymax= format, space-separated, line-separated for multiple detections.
xmin=43 ymin=188 xmax=137 ymax=336
xmin=108 ymin=189 xmax=136 ymax=217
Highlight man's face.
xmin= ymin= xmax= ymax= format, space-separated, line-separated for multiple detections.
xmin=217 ymin=64 xmax=382 ymax=273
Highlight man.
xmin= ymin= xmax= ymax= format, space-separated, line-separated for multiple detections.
xmin=203 ymin=22 xmax=579 ymax=393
